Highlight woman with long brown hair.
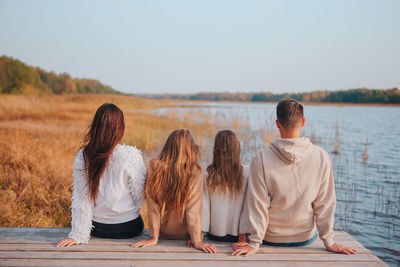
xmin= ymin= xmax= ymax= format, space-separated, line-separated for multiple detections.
xmin=57 ymin=103 xmax=146 ymax=247
xmin=201 ymin=130 xmax=249 ymax=243
xmin=132 ymin=129 xmax=216 ymax=253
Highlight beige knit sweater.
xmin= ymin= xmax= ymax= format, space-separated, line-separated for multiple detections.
xmin=239 ymin=137 xmax=336 ymax=249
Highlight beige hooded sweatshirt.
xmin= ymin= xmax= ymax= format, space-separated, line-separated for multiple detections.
xmin=239 ymin=137 xmax=336 ymax=249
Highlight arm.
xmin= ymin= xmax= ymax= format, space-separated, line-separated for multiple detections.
xmin=186 ymin=171 xmax=216 ymax=253
xmin=312 ymin=155 xmax=336 ymax=248
xmin=313 ymin=154 xmax=357 ymax=255
xmin=185 ymin=171 xmax=204 ymax=243
xmin=132 ymin=171 xmax=160 ymax=248
xmin=188 ymin=176 xmax=207 ymax=249
xmin=127 ymin=148 xmax=147 ymax=204
xmin=233 ymin=153 xmax=270 ymax=256
xmin=57 ymin=150 xmax=93 ymax=247
xmin=238 ymin=234 xmax=247 ymax=243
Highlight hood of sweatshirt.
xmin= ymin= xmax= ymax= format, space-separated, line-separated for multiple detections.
xmin=269 ymin=137 xmax=314 ymax=164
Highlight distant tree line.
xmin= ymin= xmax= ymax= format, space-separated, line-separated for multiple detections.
xmin=142 ymin=88 xmax=400 ymax=104
xmin=0 ymin=55 xmax=118 ymax=95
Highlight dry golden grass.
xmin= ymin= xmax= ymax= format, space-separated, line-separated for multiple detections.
xmin=0 ymin=94 xmax=215 ymax=228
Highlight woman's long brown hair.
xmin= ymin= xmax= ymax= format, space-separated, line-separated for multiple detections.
xmin=206 ymin=130 xmax=243 ymax=197
xmin=82 ymin=103 xmax=125 ymax=204
xmin=146 ymin=129 xmax=201 ymax=222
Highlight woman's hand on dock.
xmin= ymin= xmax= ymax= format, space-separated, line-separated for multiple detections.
xmin=231 ymin=245 xmax=256 ymax=257
xmin=191 ymin=241 xmax=217 ymax=253
xmin=131 ymin=237 xmax=158 ymax=248
xmin=56 ymin=238 xmax=77 ymax=247
xmin=327 ymin=243 xmax=357 ymax=255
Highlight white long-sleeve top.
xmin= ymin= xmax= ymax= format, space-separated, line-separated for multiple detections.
xmin=201 ymin=165 xmax=249 ymax=237
xmin=68 ymin=144 xmax=146 ymax=244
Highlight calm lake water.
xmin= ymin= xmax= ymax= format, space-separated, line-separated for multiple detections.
xmin=156 ymin=102 xmax=400 ymax=266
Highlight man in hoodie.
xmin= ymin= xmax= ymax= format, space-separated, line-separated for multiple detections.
xmin=232 ymin=98 xmax=357 ymax=257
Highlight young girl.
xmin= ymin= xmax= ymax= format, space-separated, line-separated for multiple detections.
xmin=132 ymin=129 xmax=216 ymax=253
xmin=57 ymin=103 xmax=146 ymax=247
xmin=201 ymin=130 xmax=249 ymax=243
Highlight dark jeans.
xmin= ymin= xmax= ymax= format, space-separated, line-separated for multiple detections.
xmin=206 ymin=233 xmax=239 ymax=242
xmin=91 ymin=215 xmax=144 ymax=239
xmin=262 ymin=231 xmax=318 ymax=247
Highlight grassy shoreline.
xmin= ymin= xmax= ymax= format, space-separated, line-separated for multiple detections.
xmin=0 ymin=94 xmax=217 ymax=228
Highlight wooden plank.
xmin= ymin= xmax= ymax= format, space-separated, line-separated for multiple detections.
xmin=0 ymin=227 xmax=367 ymax=247
xmin=0 ymin=259 xmax=387 ymax=267
xmin=0 ymin=259 xmax=388 ymax=267
xmin=4 ymin=227 xmax=358 ymax=240
xmin=0 ymin=251 xmax=383 ymax=262
xmin=0 ymin=227 xmax=387 ymax=266
xmin=0 ymin=243 xmax=370 ymax=254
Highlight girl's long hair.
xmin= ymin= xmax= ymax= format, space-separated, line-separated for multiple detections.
xmin=82 ymin=103 xmax=125 ymax=204
xmin=146 ymin=129 xmax=201 ymax=222
xmin=206 ymin=130 xmax=243 ymax=197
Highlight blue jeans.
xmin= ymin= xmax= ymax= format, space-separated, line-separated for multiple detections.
xmin=262 ymin=231 xmax=318 ymax=247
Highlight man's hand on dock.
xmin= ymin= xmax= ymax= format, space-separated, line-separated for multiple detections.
xmin=327 ymin=243 xmax=357 ymax=255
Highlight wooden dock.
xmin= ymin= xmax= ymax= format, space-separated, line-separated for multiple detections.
xmin=0 ymin=227 xmax=387 ymax=266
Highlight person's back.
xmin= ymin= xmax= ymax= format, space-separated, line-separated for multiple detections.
xmin=145 ymin=158 xmax=203 ymax=240
xmin=202 ymin=130 xmax=249 ymax=242
xmin=244 ymin=137 xmax=334 ymax=245
xmin=202 ymin=165 xmax=249 ymax=240
xmin=132 ymin=129 xmax=216 ymax=254
xmin=57 ymin=103 xmax=146 ymax=248
xmin=233 ymin=99 xmax=357 ymax=256
xmin=91 ymin=144 xmax=145 ymax=224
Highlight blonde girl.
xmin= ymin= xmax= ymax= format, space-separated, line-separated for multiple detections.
xmin=132 ymin=129 xmax=216 ymax=253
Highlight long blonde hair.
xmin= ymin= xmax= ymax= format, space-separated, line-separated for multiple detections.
xmin=146 ymin=129 xmax=201 ymax=222
xmin=206 ymin=130 xmax=243 ymax=197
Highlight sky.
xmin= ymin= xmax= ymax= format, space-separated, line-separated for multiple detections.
xmin=0 ymin=0 xmax=399 ymax=94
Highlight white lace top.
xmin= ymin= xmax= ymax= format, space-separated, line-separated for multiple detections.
xmin=68 ymin=144 xmax=146 ymax=244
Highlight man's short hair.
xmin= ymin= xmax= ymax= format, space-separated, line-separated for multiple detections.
xmin=276 ymin=98 xmax=304 ymax=129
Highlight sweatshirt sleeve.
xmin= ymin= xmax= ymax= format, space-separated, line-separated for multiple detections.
xmin=185 ymin=171 xmax=204 ymax=243
xmin=68 ymin=150 xmax=94 ymax=244
xmin=126 ymin=147 xmax=147 ymax=205
xmin=239 ymin=152 xmax=270 ymax=249
xmin=201 ymin=175 xmax=210 ymax=233
xmin=313 ymin=152 xmax=336 ymax=247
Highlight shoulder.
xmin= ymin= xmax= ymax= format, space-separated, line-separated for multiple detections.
xmin=111 ymin=144 xmax=145 ymax=172
xmin=251 ymin=148 xmax=268 ymax=166
xmin=113 ymin=144 xmax=143 ymax=159
xmin=113 ymin=144 xmax=143 ymax=163
xmin=310 ymin=144 xmax=331 ymax=163
xmin=74 ymin=148 xmax=85 ymax=168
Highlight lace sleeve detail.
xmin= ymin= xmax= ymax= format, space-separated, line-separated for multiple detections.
xmin=68 ymin=149 xmax=94 ymax=244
